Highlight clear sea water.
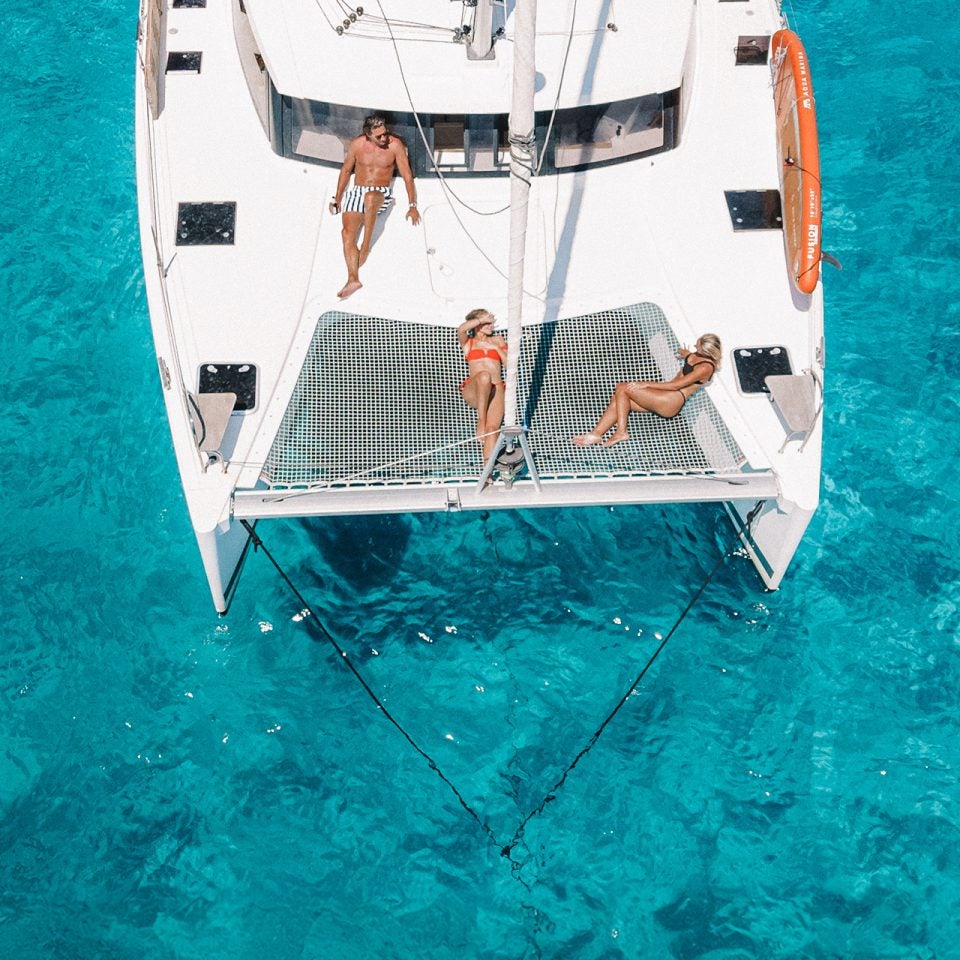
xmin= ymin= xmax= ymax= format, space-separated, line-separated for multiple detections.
xmin=3 ymin=1 xmax=959 ymax=957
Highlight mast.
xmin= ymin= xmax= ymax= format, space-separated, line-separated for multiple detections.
xmin=479 ymin=0 xmax=539 ymax=490
xmin=503 ymin=0 xmax=536 ymax=430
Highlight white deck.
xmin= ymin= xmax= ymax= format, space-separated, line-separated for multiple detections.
xmin=244 ymin=0 xmax=692 ymax=110
xmin=136 ymin=0 xmax=823 ymax=602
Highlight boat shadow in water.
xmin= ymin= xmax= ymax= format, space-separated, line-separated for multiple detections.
xmin=298 ymin=513 xmax=412 ymax=590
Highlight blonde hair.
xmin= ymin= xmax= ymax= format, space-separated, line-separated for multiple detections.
xmin=697 ymin=333 xmax=722 ymax=370
xmin=464 ymin=308 xmax=493 ymax=336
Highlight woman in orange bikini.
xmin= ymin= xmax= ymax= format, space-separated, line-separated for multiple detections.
xmin=457 ymin=308 xmax=507 ymax=461
xmin=572 ymin=333 xmax=723 ymax=447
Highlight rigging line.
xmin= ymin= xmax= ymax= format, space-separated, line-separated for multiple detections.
xmin=331 ymin=33 xmax=458 ymax=44
xmin=310 ymin=0 xmax=341 ymax=33
xmin=375 ymin=0 xmax=510 ymax=218
xmin=364 ymin=19 xmax=454 ymax=33
xmin=782 ymin=0 xmax=799 ymax=31
xmin=226 ymin=430 xmax=504 ymax=495
xmin=374 ymin=0 xmax=548 ymax=305
xmin=338 ymin=0 xmax=452 ymax=33
xmin=256 ymin=436 xmax=496 ymax=503
xmin=237 ymin=519 xmax=514 ymax=859
xmin=342 ymin=20 xmax=457 ymax=36
xmin=536 ymin=0 xmax=579 ymax=176
xmin=428 ymin=192 xmax=546 ymax=301
xmin=499 ymin=500 xmax=765 ymax=862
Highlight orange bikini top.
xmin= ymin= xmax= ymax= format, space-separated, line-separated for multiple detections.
xmin=465 ymin=338 xmax=504 ymax=362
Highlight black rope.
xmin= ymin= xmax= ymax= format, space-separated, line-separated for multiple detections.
xmin=789 ymin=166 xmax=824 ymax=285
xmin=239 ymin=501 xmax=763 ymax=882
xmin=186 ymin=393 xmax=206 ymax=448
xmin=780 ymin=124 xmax=824 ymax=288
xmin=237 ymin=519 xmax=512 ymax=861
xmin=498 ymin=500 xmax=765 ymax=866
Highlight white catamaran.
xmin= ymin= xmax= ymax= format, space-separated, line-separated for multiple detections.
xmin=135 ymin=0 xmax=825 ymax=612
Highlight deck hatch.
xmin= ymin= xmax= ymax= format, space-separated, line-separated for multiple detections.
xmin=262 ymin=304 xmax=747 ymax=488
xmin=724 ymin=190 xmax=782 ymax=231
xmin=166 ymin=51 xmax=202 ymax=73
xmin=735 ymin=36 xmax=770 ymax=65
xmin=199 ymin=363 xmax=257 ymax=411
xmin=172 ymin=0 xmax=207 ymax=7
xmin=175 ymin=202 xmax=236 ymax=245
xmin=733 ymin=347 xmax=792 ymax=394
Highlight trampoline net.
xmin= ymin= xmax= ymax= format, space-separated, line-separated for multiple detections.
xmin=261 ymin=303 xmax=747 ymax=487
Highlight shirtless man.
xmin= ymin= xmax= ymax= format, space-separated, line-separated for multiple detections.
xmin=329 ymin=115 xmax=421 ymax=299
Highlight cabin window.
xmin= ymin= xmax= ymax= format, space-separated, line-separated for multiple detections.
xmin=552 ymin=92 xmax=677 ymax=169
xmin=276 ymin=89 xmax=679 ymax=175
xmin=278 ymin=101 xmax=512 ymax=175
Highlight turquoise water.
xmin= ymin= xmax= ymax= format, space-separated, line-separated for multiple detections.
xmin=3 ymin=0 xmax=959 ymax=956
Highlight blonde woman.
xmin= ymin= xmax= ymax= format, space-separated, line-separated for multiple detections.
xmin=457 ymin=308 xmax=507 ymax=460
xmin=573 ymin=333 xmax=722 ymax=447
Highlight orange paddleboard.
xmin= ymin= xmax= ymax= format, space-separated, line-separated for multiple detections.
xmin=771 ymin=29 xmax=821 ymax=295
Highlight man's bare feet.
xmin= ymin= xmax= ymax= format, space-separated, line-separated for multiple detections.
xmin=572 ymin=433 xmax=604 ymax=447
xmin=604 ymin=432 xmax=630 ymax=447
xmin=337 ymin=280 xmax=362 ymax=299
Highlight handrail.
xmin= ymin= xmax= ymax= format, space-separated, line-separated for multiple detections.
xmin=799 ymin=366 xmax=823 ymax=453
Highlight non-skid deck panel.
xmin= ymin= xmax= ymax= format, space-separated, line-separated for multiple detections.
xmin=261 ymin=303 xmax=747 ymax=487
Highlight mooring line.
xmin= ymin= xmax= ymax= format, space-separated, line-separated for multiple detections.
xmin=238 ymin=519 xmax=515 ymax=863
xmin=239 ymin=502 xmax=762 ymax=882
xmin=499 ymin=502 xmax=763 ymax=864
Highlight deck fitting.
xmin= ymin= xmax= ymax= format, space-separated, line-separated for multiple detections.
xmin=175 ymin=202 xmax=237 ymax=245
xmin=198 ymin=363 xmax=258 ymax=411
xmin=733 ymin=347 xmax=793 ymax=394
xmin=735 ymin=36 xmax=770 ymax=65
xmin=724 ymin=190 xmax=782 ymax=231
xmin=166 ymin=51 xmax=202 ymax=73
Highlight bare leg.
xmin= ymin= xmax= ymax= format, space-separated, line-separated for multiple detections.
xmin=605 ymin=384 xmax=684 ymax=446
xmin=482 ymin=382 xmax=505 ymax=461
xmin=572 ymin=384 xmax=625 ymax=445
xmin=573 ymin=382 xmax=685 ymax=446
xmin=462 ymin=373 xmax=505 ymax=460
xmin=604 ymin=382 xmax=637 ymax=446
xmin=358 ymin=191 xmax=385 ymax=267
xmin=338 ymin=211 xmax=364 ymax=298
xmin=467 ymin=371 xmax=494 ymax=434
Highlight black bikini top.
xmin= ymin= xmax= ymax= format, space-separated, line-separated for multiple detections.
xmin=681 ymin=355 xmax=716 ymax=382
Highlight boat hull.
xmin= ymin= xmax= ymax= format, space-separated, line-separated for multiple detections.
xmin=725 ymin=497 xmax=815 ymax=590
xmin=134 ymin=0 xmax=825 ymax=607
